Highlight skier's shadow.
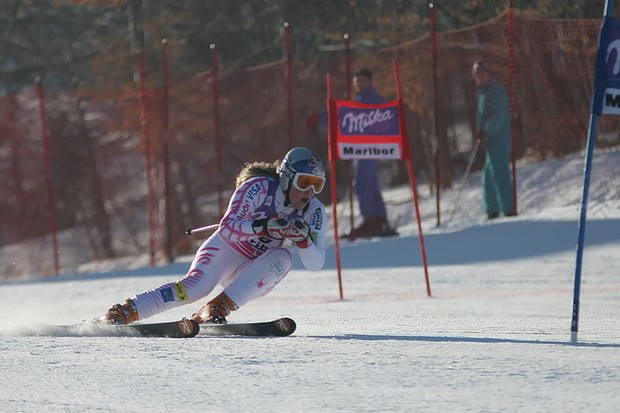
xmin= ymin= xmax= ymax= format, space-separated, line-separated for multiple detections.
xmin=309 ymin=334 xmax=620 ymax=348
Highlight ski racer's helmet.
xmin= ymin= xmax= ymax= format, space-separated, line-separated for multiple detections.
xmin=278 ymin=147 xmax=326 ymax=195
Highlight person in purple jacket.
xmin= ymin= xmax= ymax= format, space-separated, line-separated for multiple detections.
xmin=100 ymin=147 xmax=328 ymax=325
xmin=343 ymin=68 xmax=393 ymax=239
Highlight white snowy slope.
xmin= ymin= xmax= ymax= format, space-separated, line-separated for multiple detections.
xmin=1 ymin=147 xmax=619 ymax=413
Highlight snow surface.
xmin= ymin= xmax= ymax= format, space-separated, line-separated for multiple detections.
xmin=1 ymin=147 xmax=620 ymax=412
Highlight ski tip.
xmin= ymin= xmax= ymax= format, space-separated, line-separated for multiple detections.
xmin=177 ymin=318 xmax=200 ymax=337
xmin=274 ymin=317 xmax=296 ymax=336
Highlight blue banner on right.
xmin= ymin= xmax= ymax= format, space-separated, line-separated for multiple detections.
xmin=593 ymin=16 xmax=620 ymax=115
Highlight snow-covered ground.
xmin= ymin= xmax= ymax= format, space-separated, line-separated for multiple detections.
xmin=1 ymin=147 xmax=619 ymax=412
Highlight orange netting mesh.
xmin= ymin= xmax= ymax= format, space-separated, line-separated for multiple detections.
xmin=1 ymin=10 xmax=618 ymax=278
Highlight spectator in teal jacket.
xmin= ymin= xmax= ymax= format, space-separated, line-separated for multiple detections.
xmin=472 ymin=59 xmax=516 ymax=219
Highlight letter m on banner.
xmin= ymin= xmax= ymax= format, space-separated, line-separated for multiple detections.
xmin=325 ymin=59 xmax=431 ymax=301
xmin=592 ymin=14 xmax=620 ymax=115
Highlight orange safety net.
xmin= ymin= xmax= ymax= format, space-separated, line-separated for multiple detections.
xmin=1 ymin=10 xmax=618 ymax=278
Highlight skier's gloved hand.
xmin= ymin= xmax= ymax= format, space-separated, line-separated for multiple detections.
xmin=252 ymin=217 xmax=290 ymax=239
xmin=286 ymin=218 xmax=311 ymax=248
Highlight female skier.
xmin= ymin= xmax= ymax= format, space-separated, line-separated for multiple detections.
xmin=100 ymin=147 xmax=327 ymax=324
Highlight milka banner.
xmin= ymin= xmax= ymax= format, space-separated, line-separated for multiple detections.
xmin=592 ymin=16 xmax=620 ymax=115
xmin=335 ymin=100 xmax=404 ymax=159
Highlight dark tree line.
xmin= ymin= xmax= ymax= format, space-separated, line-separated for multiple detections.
xmin=0 ymin=0 xmax=607 ymax=93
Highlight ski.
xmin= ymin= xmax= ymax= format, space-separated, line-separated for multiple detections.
xmin=48 ymin=318 xmax=200 ymax=338
xmin=45 ymin=318 xmax=294 ymax=338
xmin=198 ymin=317 xmax=296 ymax=337
xmin=114 ymin=318 xmax=200 ymax=338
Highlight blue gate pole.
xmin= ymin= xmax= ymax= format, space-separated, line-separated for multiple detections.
xmin=571 ymin=114 xmax=598 ymax=344
xmin=571 ymin=0 xmax=616 ymax=344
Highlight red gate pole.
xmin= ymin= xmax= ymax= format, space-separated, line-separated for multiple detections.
xmin=210 ymin=44 xmax=224 ymax=217
xmin=393 ymin=59 xmax=432 ymax=297
xmin=507 ymin=1 xmax=518 ymax=213
xmin=430 ymin=2 xmax=441 ymax=227
xmin=344 ymin=34 xmax=352 ymax=101
xmin=136 ymin=50 xmax=158 ymax=266
xmin=327 ymin=74 xmax=344 ymax=300
xmin=161 ymin=38 xmax=174 ymax=263
xmin=344 ymin=33 xmax=355 ymax=233
xmin=284 ymin=22 xmax=295 ymax=148
xmin=8 ymin=94 xmax=26 ymax=239
xmin=35 ymin=77 xmax=60 ymax=276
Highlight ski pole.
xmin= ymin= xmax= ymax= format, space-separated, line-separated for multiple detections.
xmin=447 ymin=135 xmax=482 ymax=223
xmin=185 ymin=223 xmax=219 ymax=235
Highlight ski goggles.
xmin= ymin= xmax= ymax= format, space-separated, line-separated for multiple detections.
xmin=292 ymin=173 xmax=326 ymax=194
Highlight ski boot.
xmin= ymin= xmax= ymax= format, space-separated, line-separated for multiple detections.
xmin=191 ymin=292 xmax=238 ymax=324
xmin=99 ymin=298 xmax=139 ymax=325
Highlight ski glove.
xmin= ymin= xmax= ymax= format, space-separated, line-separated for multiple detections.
xmin=286 ymin=218 xmax=311 ymax=248
xmin=252 ymin=217 xmax=290 ymax=240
